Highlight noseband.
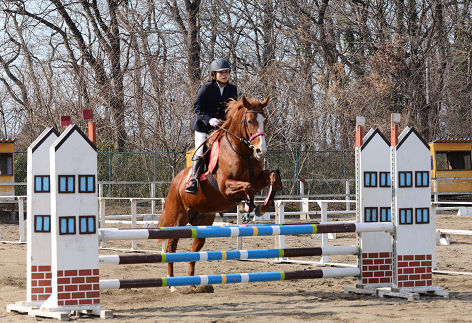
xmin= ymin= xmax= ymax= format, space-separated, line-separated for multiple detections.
xmin=249 ymin=132 xmax=265 ymax=142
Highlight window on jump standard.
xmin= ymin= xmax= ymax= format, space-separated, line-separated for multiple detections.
xmin=79 ymin=216 xmax=96 ymax=234
xmin=58 ymin=175 xmax=75 ymax=193
xmin=59 ymin=216 xmax=76 ymax=235
xmin=35 ymin=175 xmax=50 ymax=192
xmin=79 ymin=175 xmax=95 ymax=193
xmin=34 ymin=215 xmax=51 ymax=232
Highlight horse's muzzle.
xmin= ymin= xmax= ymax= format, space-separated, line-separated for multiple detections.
xmin=254 ymin=148 xmax=266 ymax=160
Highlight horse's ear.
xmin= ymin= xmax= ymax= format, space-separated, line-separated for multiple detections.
xmin=242 ymin=96 xmax=249 ymax=107
xmin=261 ymin=96 xmax=270 ymax=107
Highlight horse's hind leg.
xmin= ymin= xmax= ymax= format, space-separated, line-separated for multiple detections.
xmin=166 ymin=238 xmax=179 ymax=278
xmin=188 ymin=213 xmax=216 ymax=278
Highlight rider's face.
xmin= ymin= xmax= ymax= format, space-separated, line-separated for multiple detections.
xmin=216 ymin=70 xmax=230 ymax=84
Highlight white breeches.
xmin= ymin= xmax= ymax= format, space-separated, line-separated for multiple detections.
xmin=194 ymin=131 xmax=208 ymax=157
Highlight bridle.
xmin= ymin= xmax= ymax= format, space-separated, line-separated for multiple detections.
xmin=219 ymin=110 xmax=266 ymax=156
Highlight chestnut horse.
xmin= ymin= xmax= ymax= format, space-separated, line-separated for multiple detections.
xmin=157 ymin=96 xmax=282 ymax=283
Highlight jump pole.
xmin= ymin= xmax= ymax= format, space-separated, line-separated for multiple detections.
xmin=100 ymin=268 xmax=361 ymax=290
xmin=99 ymin=246 xmax=360 ymax=265
xmin=98 ymin=222 xmax=394 ymax=242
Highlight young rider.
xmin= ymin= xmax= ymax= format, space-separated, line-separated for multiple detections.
xmin=185 ymin=58 xmax=238 ymax=195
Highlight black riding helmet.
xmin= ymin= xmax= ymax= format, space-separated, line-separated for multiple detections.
xmin=210 ymin=58 xmax=231 ymax=77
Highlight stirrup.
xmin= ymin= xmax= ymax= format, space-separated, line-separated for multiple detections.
xmin=185 ymin=179 xmax=199 ymax=195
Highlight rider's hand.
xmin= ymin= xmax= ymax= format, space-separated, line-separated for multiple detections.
xmin=209 ymin=118 xmax=221 ymax=127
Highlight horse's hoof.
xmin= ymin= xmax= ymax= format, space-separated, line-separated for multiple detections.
xmin=170 ymin=286 xmax=179 ymax=292
xmin=255 ymin=206 xmax=262 ymax=217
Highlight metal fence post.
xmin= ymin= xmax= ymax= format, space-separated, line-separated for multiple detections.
xmin=296 ymin=151 xmax=299 ymax=195
xmin=153 ymin=152 xmax=156 ymax=182
xmin=151 ymin=183 xmax=156 ymax=215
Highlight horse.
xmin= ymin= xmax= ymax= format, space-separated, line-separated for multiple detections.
xmin=157 ymin=96 xmax=282 ymax=286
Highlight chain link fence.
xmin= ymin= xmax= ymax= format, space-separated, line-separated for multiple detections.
xmin=12 ymin=150 xmax=355 ymax=198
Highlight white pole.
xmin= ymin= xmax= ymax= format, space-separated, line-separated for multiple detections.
xmin=99 ymin=228 xmax=150 ymax=241
xmin=299 ymin=180 xmax=306 ymax=220
xmin=301 ymin=198 xmax=309 ymax=220
xmin=18 ymin=197 xmax=25 ymax=243
xmin=318 ymin=200 xmax=329 ymax=265
xmin=151 ymin=183 xmax=156 ymax=215
xmin=99 ymin=198 xmax=106 ymax=248
xmin=237 ymin=203 xmax=242 ymax=250
xmin=275 ymin=201 xmax=285 ymax=249
xmin=322 ymin=267 xmax=360 ymax=278
xmin=131 ymin=198 xmax=137 ymax=251
xmin=431 ymin=204 xmax=438 ymax=270
xmin=345 ymin=181 xmax=350 ymax=211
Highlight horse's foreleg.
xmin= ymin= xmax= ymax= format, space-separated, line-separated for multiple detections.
xmin=254 ymin=171 xmax=282 ymax=215
xmin=224 ymin=179 xmax=256 ymax=212
xmin=222 ymin=179 xmax=256 ymax=211
xmin=187 ymin=214 xmax=215 ymax=282
xmin=223 ymin=179 xmax=255 ymax=197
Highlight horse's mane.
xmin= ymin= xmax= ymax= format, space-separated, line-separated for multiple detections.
xmin=209 ymin=97 xmax=264 ymax=142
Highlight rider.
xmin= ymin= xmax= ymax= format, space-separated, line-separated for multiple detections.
xmin=185 ymin=58 xmax=238 ymax=195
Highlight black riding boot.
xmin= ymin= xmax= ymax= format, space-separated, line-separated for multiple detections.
xmin=185 ymin=157 xmax=203 ymax=195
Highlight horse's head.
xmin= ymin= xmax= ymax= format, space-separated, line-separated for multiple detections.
xmin=241 ymin=96 xmax=270 ymax=160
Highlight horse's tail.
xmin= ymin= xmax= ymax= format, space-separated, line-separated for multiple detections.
xmin=157 ymin=207 xmax=167 ymax=227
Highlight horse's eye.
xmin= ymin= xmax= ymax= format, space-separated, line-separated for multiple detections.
xmin=247 ymin=120 xmax=252 ymax=125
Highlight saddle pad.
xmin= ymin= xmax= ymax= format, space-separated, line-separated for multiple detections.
xmin=187 ymin=140 xmax=219 ymax=183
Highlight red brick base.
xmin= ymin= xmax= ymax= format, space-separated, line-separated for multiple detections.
xmin=57 ymin=269 xmax=100 ymax=306
xmin=397 ymin=254 xmax=432 ymax=288
xmin=361 ymin=252 xmax=393 ymax=285
xmin=31 ymin=265 xmax=52 ymax=301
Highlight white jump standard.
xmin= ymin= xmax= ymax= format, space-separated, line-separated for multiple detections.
xmin=7 ymin=125 xmax=110 ymax=320
xmin=345 ymin=115 xmax=449 ymax=299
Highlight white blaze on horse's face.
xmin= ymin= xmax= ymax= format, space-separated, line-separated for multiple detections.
xmin=253 ymin=113 xmax=267 ymax=160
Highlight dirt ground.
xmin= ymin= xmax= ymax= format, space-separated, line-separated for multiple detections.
xmin=1 ymin=212 xmax=472 ymax=322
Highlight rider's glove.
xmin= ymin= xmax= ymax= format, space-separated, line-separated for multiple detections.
xmin=209 ymin=118 xmax=221 ymax=127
